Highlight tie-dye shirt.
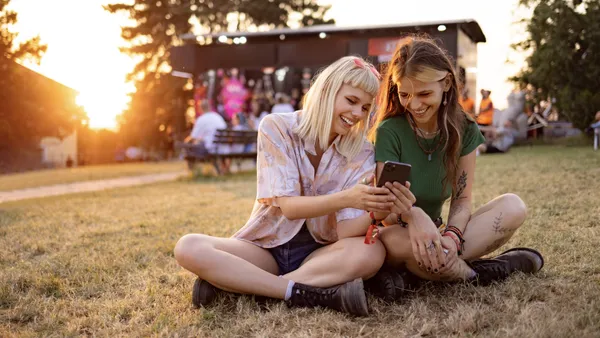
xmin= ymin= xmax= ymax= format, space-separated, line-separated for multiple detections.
xmin=233 ymin=112 xmax=376 ymax=248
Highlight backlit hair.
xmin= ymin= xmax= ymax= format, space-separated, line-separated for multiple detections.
xmin=295 ymin=56 xmax=381 ymax=159
xmin=369 ymin=36 xmax=467 ymax=194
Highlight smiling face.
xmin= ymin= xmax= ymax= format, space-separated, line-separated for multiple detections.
xmin=330 ymin=84 xmax=373 ymax=140
xmin=396 ymin=75 xmax=449 ymax=126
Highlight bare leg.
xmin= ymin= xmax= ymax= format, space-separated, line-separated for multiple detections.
xmin=174 ymin=235 xmax=386 ymax=299
xmin=461 ymin=193 xmax=527 ymax=260
xmin=379 ymin=193 xmax=527 ymax=281
xmin=284 ymin=237 xmax=386 ymax=287
xmin=174 ymin=234 xmax=288 ymax=299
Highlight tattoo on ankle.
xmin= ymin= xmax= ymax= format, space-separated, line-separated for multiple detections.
xmin=484 ymin=237 xmax=507 ymax=254
xmin=453 ymin=171 xmax=468 ymax=201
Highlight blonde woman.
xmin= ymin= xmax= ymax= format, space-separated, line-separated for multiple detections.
xmin=174 ymin=56 xmax=414 ymax=316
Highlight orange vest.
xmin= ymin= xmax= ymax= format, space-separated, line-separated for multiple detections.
xmin=459 ymin=97 xmax=475 ymax=118
xmin=477 ymin=98 xmax=494 ymax=125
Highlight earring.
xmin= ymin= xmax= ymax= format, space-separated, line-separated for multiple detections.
xmin=443 ymin=92 xmax=448 ymax=106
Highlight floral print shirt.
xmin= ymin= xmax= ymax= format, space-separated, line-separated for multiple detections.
xmin=233 ymin=112 xmax=376 ymax=248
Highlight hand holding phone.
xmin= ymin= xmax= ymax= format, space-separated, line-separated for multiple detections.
xmin=377 ymin=161 xmax=411 ymax=187
xmin=377 ymin=161 xmax=416 ymax=219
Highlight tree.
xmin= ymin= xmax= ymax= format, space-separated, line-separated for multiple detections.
xmin=512 ymin=0 xmax=600 ymax=130
xmin=1 ymin=0 xmax=47 ymax=146
xmin=0 ymin=0 xmax=45 ymax=63
xmin=105 ymin=0 xmax=334 ymax=150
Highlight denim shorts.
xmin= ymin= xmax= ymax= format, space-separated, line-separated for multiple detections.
xmin=268 ymin=224 xmax=324 ymax=275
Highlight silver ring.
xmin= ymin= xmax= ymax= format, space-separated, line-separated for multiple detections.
xmin=427 ymin=242 xmax=436 ymax=251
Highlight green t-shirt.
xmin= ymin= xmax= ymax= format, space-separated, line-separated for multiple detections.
xmin=374 ymin=115 xmax=485 ymax=219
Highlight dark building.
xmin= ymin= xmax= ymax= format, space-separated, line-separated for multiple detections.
xmin=171 ymin=19 xmax=485 ymax=100
xmin=0 ymin=61 xmax=82 ymax=173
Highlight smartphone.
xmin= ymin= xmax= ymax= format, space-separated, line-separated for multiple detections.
xmin=377 ymin=161 xmax=412 ymax=187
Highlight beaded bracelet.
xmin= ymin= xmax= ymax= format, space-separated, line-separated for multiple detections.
xmin=444 ymin=225 xmax=465 ymax=255
xmin=397 ymin=215 xmax=409 ymax=228
xmin=442 ymin=231 xmax=462 ymax=255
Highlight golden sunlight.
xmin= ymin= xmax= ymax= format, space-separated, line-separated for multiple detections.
xmin=9 ymin=0 xmax=136 ymax=130
xmin=76 ymin=82 xmax=135 ymax=130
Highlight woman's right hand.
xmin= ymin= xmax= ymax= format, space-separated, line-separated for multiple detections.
xmin=384 ymin=181 xmax=416 ymax=216
xmin=345 ymin=175 xmax=395 ymax=213
xmin=405 ymin=208 xmax=446 ymax=273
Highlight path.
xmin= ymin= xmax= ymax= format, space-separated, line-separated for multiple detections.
xmin=0 ymin=171 xmax=188 ymax=204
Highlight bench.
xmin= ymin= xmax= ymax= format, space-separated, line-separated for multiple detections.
xmin=184 ymin=129 xmax=258 ymax=174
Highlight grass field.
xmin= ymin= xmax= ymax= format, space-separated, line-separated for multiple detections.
xmin=1 ymin=146 xmax=599 ymax=337
xmin=0 ymin=161 xmax=187 ymax=192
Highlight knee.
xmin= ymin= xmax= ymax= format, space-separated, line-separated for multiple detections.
xmin=380 ymin=230 xmax=412 ymax=263
xmin=174 ymin=234 xmax=212 ymax=269
xmin=500 ymin=193 xmax=527 ymax=227
xmin=348 ymin=240 xmax=386 ymax=277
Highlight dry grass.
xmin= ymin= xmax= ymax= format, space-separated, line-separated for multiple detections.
xmin=0 ymin=161 xmax=187 ymax=192
xmin=0 ymin=145 xmax=599 ymax=337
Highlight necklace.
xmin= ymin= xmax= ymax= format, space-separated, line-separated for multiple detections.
xmin=407 ymin=114 xmax=444 ymax=161
xmin=415 ymin=127 xmax=440 ymax=136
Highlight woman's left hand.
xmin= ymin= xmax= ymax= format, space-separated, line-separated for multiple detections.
xmin=438 ymin=236 xmax=458 ymax=275
xmin=384 ymin=181 xmax=416 ymax=216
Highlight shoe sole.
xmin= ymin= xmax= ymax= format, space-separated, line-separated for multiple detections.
xmin=500 ymin=247 xmax=544 ymax=271
xmin=341 ymin=278 xmax=369 ymax=316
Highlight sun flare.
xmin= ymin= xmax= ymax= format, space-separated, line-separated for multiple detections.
xmin=9 ymin=0 xmax=137 ymax=131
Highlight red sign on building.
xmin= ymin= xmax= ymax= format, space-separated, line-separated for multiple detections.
xmin=368 ymin=37 xmax=401 ymax=57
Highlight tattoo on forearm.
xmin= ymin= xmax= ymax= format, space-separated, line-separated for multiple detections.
xmin=448 ymin=204 xmax=465 ymax=220
xmin=453 ymin=171 xmax=467 ymax=200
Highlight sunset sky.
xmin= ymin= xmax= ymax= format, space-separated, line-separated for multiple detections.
xmin=9 ymin=0 xmax=529 ymax=130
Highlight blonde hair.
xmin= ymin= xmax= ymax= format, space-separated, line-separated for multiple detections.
xmin=294 ymin=56 xmax=381 ymax=159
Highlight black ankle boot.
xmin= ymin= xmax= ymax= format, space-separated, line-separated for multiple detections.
xmin=192 ymin=278 xmax=220 ymax=307
xmin=364 ymin=267 xmax=406 ymax=302
xmin=287 ymin=278 xmax=369 ymax=316
xmin=468 ymin=247 xmax=544 ymax=286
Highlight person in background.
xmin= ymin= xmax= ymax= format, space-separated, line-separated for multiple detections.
xmin=181 ymin=100 xmax=227 ymax=159
xmin=479 ymin=90 xmax=527 ymax=154
xmin=217 ymin=112 xmax=249 ymax=174
xmin=477 ymin=89 xmax=494 ymax=126
xmin=478 ymin=120 xmax=516 ymax=154
xmin=591 ymin=111 xmax=600 ymax=128
xmin=458 ymin=88 xmax=475 ymax=119
xmin=247 ymin=100 xmax=270 ymax=130
xmin=271 ymin=93 xmax=295 ymax=114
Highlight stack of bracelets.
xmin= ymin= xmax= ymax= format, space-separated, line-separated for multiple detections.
xmin=382 ymin=212 xmax=466 ymax=255
xmin=442 ymin=225 xmax=465 ymax=255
